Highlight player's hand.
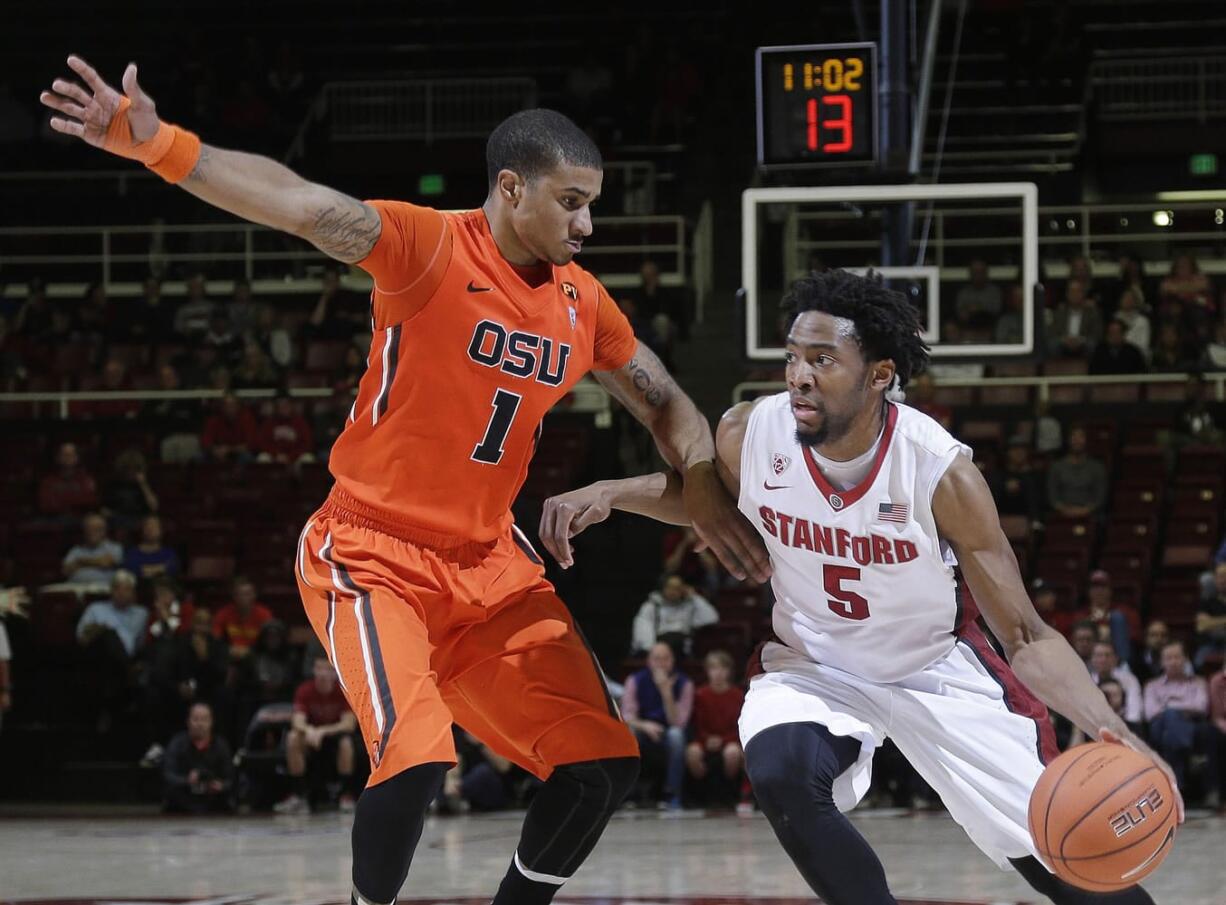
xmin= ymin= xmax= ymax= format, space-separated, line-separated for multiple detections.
xmin=539 ymin=483 xmax=613 ymax=569
xmin=682 ymin=461 xmax=770 ymax=583
xmin=40 ymin=56 xmax=158 ymax=147
xmin=1100 ymin=727 xmax=1185 ymax=824
xmin=0 ymin=587 xmax=30 ymax=619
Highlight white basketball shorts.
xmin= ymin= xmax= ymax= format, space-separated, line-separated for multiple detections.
xmin=739 ymin=625 xmax=1059 ymax=868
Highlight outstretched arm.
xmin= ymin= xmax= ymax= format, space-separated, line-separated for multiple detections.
xmin=539 ymin=398 xmax=766 ymax=580
xmin=40 ymin=56 xmax=381 ymax=263
xmin=933 ymin=454 xmax=1185 ymax=822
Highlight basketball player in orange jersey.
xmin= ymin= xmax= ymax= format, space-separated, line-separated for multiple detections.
xmin=40 ymin=56 xmax=770 ymax=905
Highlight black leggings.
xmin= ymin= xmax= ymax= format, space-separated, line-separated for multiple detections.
xmin=745 ymin=722 xmax=1155 ymax=905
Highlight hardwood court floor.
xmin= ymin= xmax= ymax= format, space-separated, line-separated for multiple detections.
xmin=0 ymin=807 xmax=1219 ymax=904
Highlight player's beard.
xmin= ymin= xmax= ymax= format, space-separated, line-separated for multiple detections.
xmin=794 ymin=407 xmax=853 ymax=448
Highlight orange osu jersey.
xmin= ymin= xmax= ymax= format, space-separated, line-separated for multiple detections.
xmin=327 ymin=201 xmax=637 ymax=543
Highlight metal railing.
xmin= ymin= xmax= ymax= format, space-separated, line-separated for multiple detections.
xmin=0 ymin=377 xmax=613 ymax=421
xmin=784 ymin=200 xmax=1226 ymax=282
xmin=1091 ymin=55 xmax=1226 ymax=122
xmin=732 ymin=372 xmax=1226 ymax=406
xmin=0 ymin=215 xmax=689 ymax=292
xmin=326 ymin=78 xmax=539 ymax=142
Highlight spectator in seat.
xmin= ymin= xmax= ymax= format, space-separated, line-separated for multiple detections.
xmin=993 ymin=285 xmax=1025 ymax=344
xmin=1132 ymin=620 xmax=1177 ymax=684
xmin=0 ymin=313 xmax=25 ymax=390
xmin=632 ymin=260 xmax=686 ymax=345
xmin=227 ymin=277 xmax=257 ymax=335
xmin=231 ymin=342 xmax=281 ymax=391
xmin=145 ymin=364 xmax=203 ymax=463
xmin=14 ymin=279 xmax=52 ymax=340
xmin=103 ymin=448 xmax=159 ymax=533
xmin=906 ymin=372 xmax=953 ymax=431
xmin=1150 ymin=323 xmax=1198 ymax=372
xmin=955 ymin=259 xmax=1002 ymax=328
xmin=38 ymin=441 xmax=98 ymax=521
xmin=62 ymin=512 xmax=123 ymax=588
xmin=1048 ymin=279 xmax=1102 ymax=358
xmin=212 ymin=576 xmax=273 ymax=660
xmin=1210 ymin=663 xmax=1226 ymax=806
xmin=1070 ymin=569 xmax=1139 ymax=663
xmin=1194 ymin=562 xmax=1226 ymax=671
xmin=235 ymin=619 xmax=299 ymax=733
xmin=78 ymin=282 xmax=113 ymax=346
xmin=1111 ymin=253 xmax=1149 ymax=309
xmin=685 ymin=649 xmax=745 ymax=807
xmin=129 ymin=276 xmax=177 ymax=343
xmin=246 ymin=304 xmax=295 ymax=369
xmin=1046 ymin=425 xmax=1107 ymax=519
xmin=76 ymin=569 xmax=147 ymax=731
xmin=661 ymin=527 xmax=721 ymax=599
xmin=167 ymin=607 xmax=230 ymax=726
xmin=174 ymin=271 xmax=215 ymax=338
xmin=631 ymin=573 xmax=718 ymax=657
xmin=621 ymin=641 xmax=692 ymax=809
xmin=332 ymin=344 xmax=367 ymax=396
xmin=257 ymin=391 xmax=316 ymax=466
xmin=1159 ymin=253 xmax=1213 ymax=315
xmin=1069 ymin=620 xmax=1097 ymax=668
xmin=1114 ymin=287 xmax=1151 ymax=359
xmin=123 ymin=516 xmax=180 ymax=582
xmin=1088 ymin=319 xmax=1147 ymax=375
xmin=1069 ymin=678 xmax=1130 ymax=748
xmin=275 ymin=656 xmax=358 ymax=814
xmin=1143 ymin=641 xmax=1214 ymax=798
xmin=994 ymin=439 xmax=1044 ymax=526
xmin=1088 ymin=640 xmax=1143 ymax=730
xmin=1067 ymin=255 xmax=1100 ymax=304
xmin=73 ymin=358 xmax=141 ymax=420
xmin=1203 ymin=319 xmax=1226 ymax=371
xmin=201 ymin=393 xmax=259 ymax=463
xmin=0 ymin=588 xmax=23 ymax=732
xmin=202 ymin=310 xmax=240 ymax=366
xmin=146 ymin=578 xmax=192 ymax=643
xmin=1169 ymin=374 xmax=1224 ymax=449
xmin=1032 ymin=579 xmax=1072 ymax=636
xmin=307 ymin=266 xmax=368 ymax=342
xmin=162 ymin=702 xmax=234 ymax=814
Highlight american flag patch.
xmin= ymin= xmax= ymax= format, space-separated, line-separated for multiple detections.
xmin=877 ymin=502 xmax=909 ymax=523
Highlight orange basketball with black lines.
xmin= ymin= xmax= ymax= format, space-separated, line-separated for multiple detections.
xmin=1027 ymin=742 xmax=1177 ymax=892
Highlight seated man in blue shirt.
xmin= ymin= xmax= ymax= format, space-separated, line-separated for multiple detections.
xmin=123 ymin=515 xmax=180 ymax=582
xmin=77 ymin=569 xmax=148 ymax=732
xmin=620 ymin=641 xmax=694 ymax=809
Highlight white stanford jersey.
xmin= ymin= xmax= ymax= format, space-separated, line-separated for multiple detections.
xmin=738 ymin=394 xmax=972 ymax=683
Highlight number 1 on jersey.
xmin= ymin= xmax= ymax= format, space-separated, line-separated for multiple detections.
xmin=472 ymin=388 xmax=522 ymax=464
xmin=823 ymin=564 xmax=870 ymax=620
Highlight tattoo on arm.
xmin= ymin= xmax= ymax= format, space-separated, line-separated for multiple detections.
xmin=186 ymin=144 xmax=211 ymax=184
xmin=625 ymin=355 xmax=670 ymax=408
xmin=307 ymin=196 xmax=382 ymax=263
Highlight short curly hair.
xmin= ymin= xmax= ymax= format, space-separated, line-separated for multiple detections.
xmin=486 ymin=108 xmax=602 ymax=187
xmin=780 ymin=269 xmax=930 ymax=388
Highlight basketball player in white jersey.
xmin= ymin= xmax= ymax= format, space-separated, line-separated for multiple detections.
xmin=540 ymin=270 xmax=1181 ymax=904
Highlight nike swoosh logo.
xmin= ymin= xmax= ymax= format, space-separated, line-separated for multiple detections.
xmin=467 ymin=281 xmax=493 ymax=293
xmin=763 ymin=481 xmax=791 ymax=491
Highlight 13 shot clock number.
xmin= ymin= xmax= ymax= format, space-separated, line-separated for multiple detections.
xmin=756 ymin=43 xmax=878 ymax=168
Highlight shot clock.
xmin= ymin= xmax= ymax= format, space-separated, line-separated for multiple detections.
xmin=756 ymin=43 xmax=878 ymax=168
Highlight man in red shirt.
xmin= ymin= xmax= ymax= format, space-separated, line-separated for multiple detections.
xmin=201 ymin=393 xmax=259 ymax=462
xmin=685 ymin=649 xmax=746 ymax=807
xmin=257 ymin=391 xmax=315 ymax=465
xmin=38 ymin=442 xmax=98 ymax=520
xmin=211 ymin=576 xmax=272 ymax=659
xmin=275 ymin=655 xmax=358 ymax=814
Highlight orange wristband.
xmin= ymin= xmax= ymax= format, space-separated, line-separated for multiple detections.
xmin=103 ymin=96 xmax=202 ymax=184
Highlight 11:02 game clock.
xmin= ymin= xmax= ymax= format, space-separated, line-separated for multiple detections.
xmin=756 ymin=42 xmax=878 ymax=168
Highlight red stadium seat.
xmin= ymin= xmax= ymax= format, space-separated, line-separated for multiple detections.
xmin=1164 ymin=516 xmax=1220 ymax=547
xmin=1145 ymin=382 xmax=1187 ymax=403
xmin=304 ymin=341 xmax=349 ymax=374
xmin=1102 ymin=517 xmax=1156 ymax=552
xmin=1160 ymin=544 xmax=1211 ymax=571
xmin=998 ymin=514 xmax=1030 ymax=543
xmin=1044 ymin=517 xmax=1096 ymax=551
xmin=187 ymin=555 xmax=237 ymax=583
xmin=979 ymin=385 xmax=1031 ymax=406
xmin=1097 ymin=550 xmax=1151 ymax=587
xmin=33 ymin=590 xmax=86 ymax=649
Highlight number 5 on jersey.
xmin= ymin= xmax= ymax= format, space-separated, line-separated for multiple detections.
xmin=824 ymin=564 xmax=870 ymax=620
xmin=472 ymin=388 xmax=522 ymax=464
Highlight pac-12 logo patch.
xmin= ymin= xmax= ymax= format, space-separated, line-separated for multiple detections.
xmin=772 ymin=453 xmax=791 ymax=476
xmin=568 ymin=306 xmax=577 ymax=329
xmin=561 ymin=281 xmax=579 ymax=301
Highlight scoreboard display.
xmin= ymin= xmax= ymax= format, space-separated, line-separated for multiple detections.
xmin=756 ymin=43 xmax=878 ymax=168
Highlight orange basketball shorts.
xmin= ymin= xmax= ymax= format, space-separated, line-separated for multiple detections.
xmin=294 ymin=491 xmax=637 ymax=786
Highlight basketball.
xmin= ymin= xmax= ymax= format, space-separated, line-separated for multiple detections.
xmin=1028 ymin=742 xmax=1178 ymax=892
